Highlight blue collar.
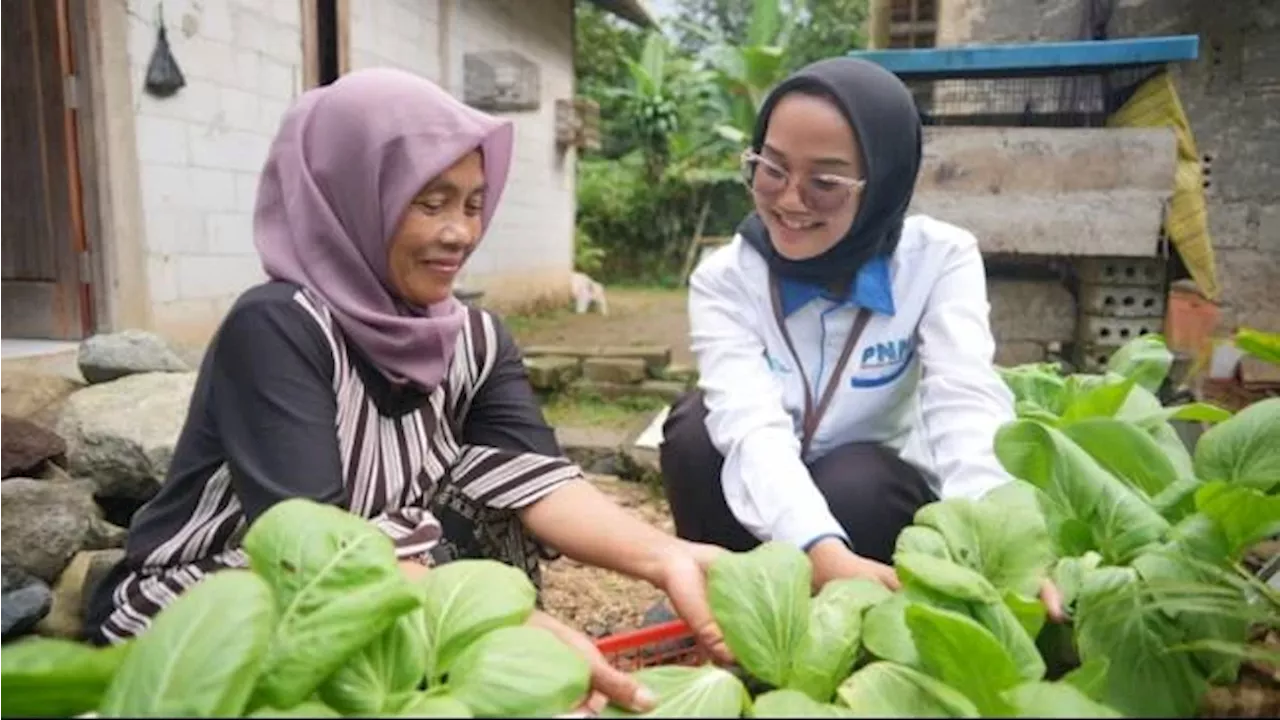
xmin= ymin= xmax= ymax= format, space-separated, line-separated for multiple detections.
xmin=777 ymin=255 xmax=896 ymax=317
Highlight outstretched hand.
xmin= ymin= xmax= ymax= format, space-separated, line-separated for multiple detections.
xmin=654 ymin=542 xmax=735 ymax=666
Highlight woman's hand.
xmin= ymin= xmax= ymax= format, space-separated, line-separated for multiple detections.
xmin=1040 ymin=577 xmax=1066 ymax=622
xmin=807 ymin=537 xmax=901 ymax=591
xmin=652 ymin=542 xmax=735 ymax=665
xmin=526 ymin=609 xmax=657 ymax=715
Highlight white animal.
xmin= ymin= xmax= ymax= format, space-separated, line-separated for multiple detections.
xmin=570 ymin=271 xmax=609 ymax=315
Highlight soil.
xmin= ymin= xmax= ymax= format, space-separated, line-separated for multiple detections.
xmin=506 ymin=288 xmax=694 ymax=367
xmin=540 ymin=475 xmax=675 ymax=639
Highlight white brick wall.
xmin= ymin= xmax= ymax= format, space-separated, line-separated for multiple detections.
xmin=127 ymin=0 xmax=574 ymax=333
xmin=126 ymin=0 xmax=302 ymax=310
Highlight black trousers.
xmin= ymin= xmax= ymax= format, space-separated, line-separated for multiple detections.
xmin=658 ymin=390 xmax=936 ymax=564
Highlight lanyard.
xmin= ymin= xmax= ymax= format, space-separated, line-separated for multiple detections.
xmin=768 ymin=274 xmax=872 ymax=458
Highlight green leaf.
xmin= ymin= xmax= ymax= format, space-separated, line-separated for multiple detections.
xmin=1059 ymin=376 xmax=1136 ymax=423
xmin=100 ymin=570 xmax=276 ymax=717
xmin=995 ymin=420 xmax=1170 ymax=564
xmin=242 ymin=499 xmax=422 ymax=709
xmin=1193 ymin=397 xmax=1280 ymax=492
xmin=1236 ymin=327 xmax=1280 ymax=366
xmin=904 ymin=604 xmax=1022 ymax=715
xmin=1061 ymin=657 xmax=1110 ymax=702
xmin=601 ymin=665 xmax=750 ymax=718
xmin=835 ymin=661 xmax=980 ymax=717
xmin=417 ymin=559 xmax=536 ymax=683
xmin=1151 ymin=475 xmax=1203 ymax=522
xmin=1128 ymin=401 xmax=1233 ymax=427
xmin=1105 ymin=334 xmax=1173 ymax=393
xmin=391 ymin=692 xmax=474 ymax=717
xmin=708 ymin=541 xmax=811 ymax=688
xmin=861 ymin=594 xmax=920 ymax=668
xmin=1002 ymin=681 xmax=1123 ymax=717
xmin=752 ymin=689 xmax=852 ymax=718
xmin=1062 ymin=418 xmax=1181 ymax=499
xmin=317 ymin=611 xmax=428 ymax=715
xmin=249 ymin=701 xmax=342 ymax=718
xmin=1050 ymin=552 xmax=1103 ymax=614
xmin=1 ymin=638 xmax=131 ymax=718
xmin=446 ymin=625 xmax=590 ymax=716
xmin=788 ymin=579 xmax=888 ymax=702
xmin=1000 ymin=590 xmax=1047 ymax=641
xmin=894 ymin=526 xmax=953 ymax=560
xmin=996 ymin=364 xmax=1067 ymax=416
xmin=1073 ymin=565 xmax=1207 ymax=717
xmin=895 ymin=552 xmax=1001 ymax=605
xmin=913 ymin=485 xmax=1053 ymax=597
xmin=969 ymin=597 xmax=1046 ymax=682
xmin=1194 ymin=481 xmax=1280 ymax=559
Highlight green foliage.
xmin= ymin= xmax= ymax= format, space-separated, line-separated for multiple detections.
xmin=2 ymin=499 xmax=591 ymax=719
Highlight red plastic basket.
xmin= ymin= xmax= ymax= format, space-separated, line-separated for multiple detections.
xmin=594 ymin=619 xmax=706 ymax=671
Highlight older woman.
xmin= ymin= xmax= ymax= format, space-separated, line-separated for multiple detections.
xmin=84 ymin=68 xmax=728 ymax=712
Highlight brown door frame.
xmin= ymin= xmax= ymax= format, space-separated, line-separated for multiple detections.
xmin=300 ymin=0 xmax=351 ymax=89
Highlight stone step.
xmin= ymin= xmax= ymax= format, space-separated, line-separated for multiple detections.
xmin=523 ymin=344 xmax=673 ymax=378
xmin=582 ymin=357 xmax=648 ymax=385
xmin=524 ymin=355 xmax=581 ymax=391
xmin=573 ymin=379 xmax=687 ymax=403
xmin=555 ymin=410 xmax=667 ymax=485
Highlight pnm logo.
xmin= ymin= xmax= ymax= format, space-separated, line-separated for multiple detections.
xmin=861 ymin=338 xmax=913 ymax=370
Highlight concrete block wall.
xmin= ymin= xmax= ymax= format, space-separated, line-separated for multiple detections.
xmin=124 ymin=0 xmax=302 ymax=344
xmin=936 ymin=0 xmax=1280 ymax=335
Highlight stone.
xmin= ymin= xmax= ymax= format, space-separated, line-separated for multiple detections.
xmin=56 ymin=371 xmax=197 ymax=503
xmin=1240 ymin=355 xmax=1280 ymax=385
xmin=0 ymin=478 xmax=125 ymax=585
xmin=36 ymin=548 xmax=125 ymax=640
xmin=1 ymin=563 xmax=52 ymax=640
xmin=555 ymin=426 xmax=628 ymax=476
xmin=583 ymin=357 xmax=647 ymax=385
xmin=576 ymin=379 xmax=688 ymax=403
xmin=523 ymin=345 xmax=598 ymax=359
xmin=2 ymin=415 xmax=67 ymax=478
xmin=662 ymin=364 xmax=699 ymax=386
xmin=599 ymin=345 xmax=673 ymax=376
xmin=77 ymin=329 xmax=189 ymax=385
xmin=524 ymin=355 xmax=581 ymax=391
xmin=988 ymin=279 xmax=1077 ymax=343
xmin=0 ymin=371 xmax=82 ymax=429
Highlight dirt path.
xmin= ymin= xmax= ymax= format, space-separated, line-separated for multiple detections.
xmin=506 ymin=287 xmax=694 ymax=367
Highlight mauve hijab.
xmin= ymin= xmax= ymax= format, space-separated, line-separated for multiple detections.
xmin=254 ymin=68 xmax=514 ymax=391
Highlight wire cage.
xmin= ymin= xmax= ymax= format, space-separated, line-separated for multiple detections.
xmin=847 ymin=35 xmax=1200 ymax=128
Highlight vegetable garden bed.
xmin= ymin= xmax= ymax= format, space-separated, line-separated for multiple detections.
xmin=2 ymin=335 xmax=1276 ymax=718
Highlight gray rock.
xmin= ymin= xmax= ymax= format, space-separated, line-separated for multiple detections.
xmin=77 ymin=330 xmax=189 ymax=385
xmin=1 ymin=563 xmax=52 ymax=639
xmin=56 ymin=372 xmax=197 ymax=503
xmin=2 ymin=415 xmax=67 ymax=478
xmin=0 ymin=478 xmax=126 ymax=584
xmin=37 ymin=548 xmax=126 ymax=640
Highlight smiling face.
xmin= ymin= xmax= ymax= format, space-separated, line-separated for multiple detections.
xmin=752 ymin=92 xmax=865 ymax=261
xmin=387 ymin=150 xmax=486 ymax=307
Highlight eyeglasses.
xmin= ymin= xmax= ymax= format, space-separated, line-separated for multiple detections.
xmin=740 ymin=149 xmax=866 ymax=214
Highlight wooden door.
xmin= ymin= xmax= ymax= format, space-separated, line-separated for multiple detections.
xmin=2 ymin=0 xmax=91 ymax=340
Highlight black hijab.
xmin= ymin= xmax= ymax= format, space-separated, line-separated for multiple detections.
xmin=738 ymin=57 xmax=923 ymax=286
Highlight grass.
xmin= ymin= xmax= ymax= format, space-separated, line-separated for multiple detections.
xmin=539 ymin=390 xmax=669 ymax=431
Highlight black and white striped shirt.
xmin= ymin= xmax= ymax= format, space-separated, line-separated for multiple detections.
xmin=86 ymin=282 xmax=578 ymax=644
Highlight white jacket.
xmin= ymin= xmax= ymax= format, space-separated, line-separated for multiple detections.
xmin=688 ymin=214 xmax=1017 ymax=550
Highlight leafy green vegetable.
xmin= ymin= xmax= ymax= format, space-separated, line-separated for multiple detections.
xmin=1061 ymin=657 xmax=1110 ymax=702
xmin=904 ymin=603 xmax=1022 ymax=716
xmin=995 ymin=420 xmax=1169 ymax=564
xmin=999 ymin=590 xmax=1047 ymax=641
xmin=912 ymin=487 xmax=1053 ymax=598
xmin=1001 ymin=681 xmax=1123 ymax=718
xmin=100 ymin=570 xmax=276 ymax=717
xmin=997 ymin=363 xmax=1067 ymax=415
xmin=860 ymin=594 xmax=920 ymax=669
xmin=1073 ymin=565 xmax=1207 ymax=717
xmin=751 ymin=689 xmax=851 ymax=717
xmin=708 ymin=542 xmax=811 ymax=688
xmin=894 ymin=526 xmax=953 ymax=560
xmin=1236 ymin=327 xmax=1280 ymax=366
xmin=1193 ymin=397 xmax=1280 ymax=492
xmin=248 ymin=702 xmax=342 ymax=718
xmin=602 ymin=665 xmax=750 ymax=718
xmin=1049 ymin=552 xmax=1102 ymax=614
xmin=1059 ymin=376 xmax=1136 ymax=424
xmin=416 ymin=559 xmax=536 ymax=683
xmin=835 ymin=661 xmax=980 ymax=717
xmin=242 ymin=499 xmax=422 ymax=709
xmin=1 ymin=638 xmax=131 ymax=718
xmin=392 ymin=692 xmax=474 ymax=717
xmin=1193 ymin=481 xmax=1280 ymax=559
xmin=1061 ymin=418 xmax=1182 ymax=499
xmin=969 ymin=598 xmax=1046 ymax=683
xmin=788 ymin=579 xmax=889 ymax=702
xmin=895 ymin=552 xmax=1000 ymax=605
xmin=317 ymin=611 xmax=428 ymax=715
xmin=446 ymin=625 xmax=590 ymax=717
xmin=1105 ymin=333 xmax=1172 ymax=394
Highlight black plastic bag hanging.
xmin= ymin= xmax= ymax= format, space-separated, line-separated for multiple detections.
xmin=143 ymin=4 xmax=185 ymax=98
